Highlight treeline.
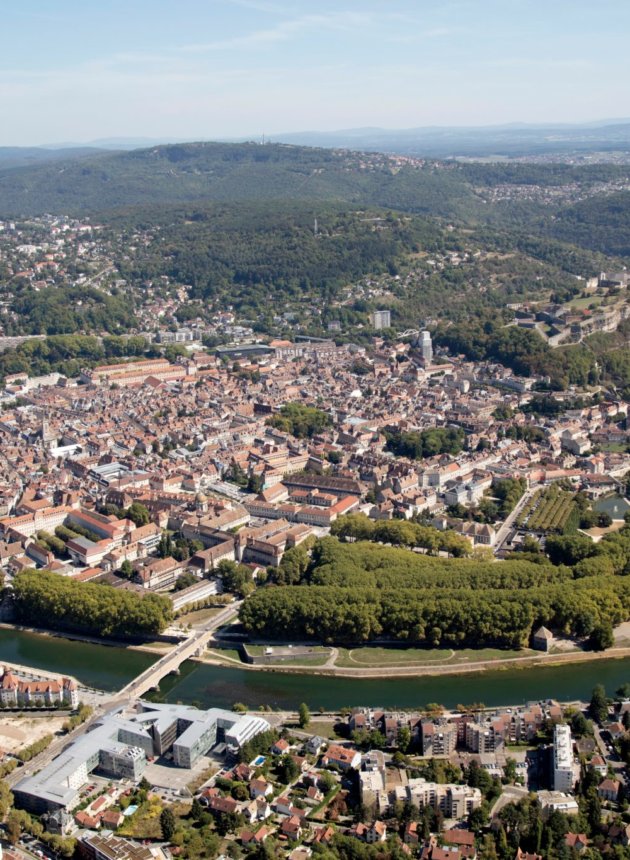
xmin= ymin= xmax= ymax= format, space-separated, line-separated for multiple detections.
xmin=239 ymin=537 xmax=630 ymax=647
xmin=546 ymin=526 xmax=630 ymax=575
xmin=267 ymin=402 xmax=332 ymax=439
xmin=16 ymin=734 xmax=53 ymax=762
xmin=384 ymin=426 xmax=465 ymax=459
xmin=239 ymin=577 xmax=628 ymax=647
xmin=548 ymin=191 xmax=630 ymax=257
xmin=0 ymin=334 xmax=180 ymax=382
xmin=435 ymin=319 xmax=600 ymax=390
xmin=12 ymin=570 xmax=172 ymax=639
xmin=5 ymin=285 xmax=137 ymax=336
xmin=330 ymin=514 xmax=471 ymax=557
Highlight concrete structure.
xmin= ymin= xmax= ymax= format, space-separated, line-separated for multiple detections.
xmin=377 ymin=778 xmax=481 ymax=818
xmin=420 ymin=720 xmax=458 ymax=757
xmin=532 ymin=625 xmax=554 ymax=652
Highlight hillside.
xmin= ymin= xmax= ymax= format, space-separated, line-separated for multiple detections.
xmin=0 ymin=141 xmax=477 ymax=218
xmin=0 ymin=142 xmax=629 ymax=263
xmin=0 ymin=146 xmax=111 ymax=171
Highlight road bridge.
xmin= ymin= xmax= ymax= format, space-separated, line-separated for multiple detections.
xmin=6 ymin=602 xmax=241 ymax=788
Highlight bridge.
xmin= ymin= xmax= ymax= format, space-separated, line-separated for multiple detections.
xmin=113 ymin=601 xmax=241 ymax=703
xmin=6 ymin=601 xmax=242 ymax=789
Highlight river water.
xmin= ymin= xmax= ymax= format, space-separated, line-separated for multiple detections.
xmin=0 ymin=628 xmax=156 ymax=692
xmin=2 ymin=628 xmax=629 ymax=709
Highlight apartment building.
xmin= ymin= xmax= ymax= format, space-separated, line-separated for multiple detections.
xmin=553 ymin=724 xmax=577 ymax=792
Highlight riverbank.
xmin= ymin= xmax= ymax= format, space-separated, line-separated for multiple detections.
xmin=0 ymin=627 xmax=156 ymax=693
xmin=1 ymin=626 xmax=629 ymax=710
xmin=0 ymin=622 xmax=176 ymax=655
xmin=203 ymin=644 xmax=630 ymax=678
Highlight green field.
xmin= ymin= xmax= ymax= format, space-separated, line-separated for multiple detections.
xmin=335 ymin=645 xmax=529 ymax=668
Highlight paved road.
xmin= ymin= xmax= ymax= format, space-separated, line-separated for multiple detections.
xmin=114 ymin=602 xmax=241 ymax=701
xmin=494 ymin=489 xmax=536 ymax=553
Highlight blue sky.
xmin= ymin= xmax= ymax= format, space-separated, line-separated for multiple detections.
xmin=1 ymin=0 xmax=629 ymax=145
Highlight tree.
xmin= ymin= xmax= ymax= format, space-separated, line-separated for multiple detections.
xmin=0 ymin=779 xmax=13 ymax=820
xmin=191 ymin=797 xmax=204 ymax=821
xmin=503 ymin=758 xmax=517 ymax=784
xmin=397 ymin=725 xmax=412 ymax=753
xmin=174 ymin=572 xmax=198 ymax=591
xmin=298 ymin=702 xmax=311 ymax=728
xmin=570 ymin=710 xmax=592 ymax=738
xmin=217 ymin=559 xmax=254 ymax=598
xmin=125 ymin=501 xmax=150 ymax=527
xmin=160 ymin=807 xmax=176 ymax=841
xmin=119 ymin=559 xmax=134 ymax=579
xmin=590 ymin=622 xmax=614 ymax=651
xmin=277 ymin=754 xmax=299 ymax=785
xmin=6 ymin=809 xmax=29 ymax=844
xmin=589 ymin=684 xmax=609 ymax=723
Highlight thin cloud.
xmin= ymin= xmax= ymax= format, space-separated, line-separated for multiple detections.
xmin=180 ymin=11 xmax=373 ymax=53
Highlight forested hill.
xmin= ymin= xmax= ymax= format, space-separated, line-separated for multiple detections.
xmin=0 ymin=141 xmax=476 ymax=218
xmin=2 ymin=140 xmax=630 ymax=261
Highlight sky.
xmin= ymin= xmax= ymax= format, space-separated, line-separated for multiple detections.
xmin=1 ymin=0 xmax=630 ymax=146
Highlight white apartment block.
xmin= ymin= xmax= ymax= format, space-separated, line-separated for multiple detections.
xmin=553 ymin=724 xmax=577 ymax=792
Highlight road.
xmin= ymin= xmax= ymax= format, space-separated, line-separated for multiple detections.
xmin=494 ymin=489 xmax=536 ymax=553
xmin=491 ymin=784 xmax=530 ymax=817
xmin=6 ymin=601 xmax=241 ymax=788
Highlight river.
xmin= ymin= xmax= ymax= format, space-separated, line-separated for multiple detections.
xmin=0 ymin=628 xmax=630 ymax=710
xmin=1 ymin=628 xmax=629 ymax=709
xmin=149 ymin=658 xmax=630 ymax=711
xmin=0 ymin=628 xmax=156 ymax=692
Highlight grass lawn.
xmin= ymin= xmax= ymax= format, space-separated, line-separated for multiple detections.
xmin=308 ymin=719 xmax=345 ymax=739
xmin=566 ymin=296 xmax=604 ymax=310
xmin=336 ymin=646 xmax=454 ymax=667
xmin=334 ymin=645 xmax=530 ymax=668
xmin=449 ymin=647 xmax=533 ymax=664
xmin=176 ymin=606 xmax=222 ymax=626
xmin=206 ymin=647 xmax=244 ymax=663
xmin=599 ymin=442 xmax=629 ymax=453
xmin=264 ymin=654 xmax=330 ymax=667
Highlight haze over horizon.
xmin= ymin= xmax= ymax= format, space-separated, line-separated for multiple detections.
xmin=2 ymin=0 xmax=630 ymax=147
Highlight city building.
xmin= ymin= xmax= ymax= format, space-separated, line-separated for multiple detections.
xmin=419 ymin=330 xmax=433 ymax=364
xmin=0 ymin=666 xmax=78 ymax=708
xmin=370 ymin=310 xmax=391 ymax=330
xmin=553 ymin=724 xmax=577 ymax=792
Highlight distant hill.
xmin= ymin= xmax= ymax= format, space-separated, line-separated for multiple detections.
xmin=0 ymin=146 xmax=112 ymax=171
xmin=271 ymin=120 xmax=630 ymax=157
xmin=0 ymin=141 xmax=478 ymax=218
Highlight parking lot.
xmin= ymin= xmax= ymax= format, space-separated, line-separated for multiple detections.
xmin=143 ymin=753 xmax=220 ymax=797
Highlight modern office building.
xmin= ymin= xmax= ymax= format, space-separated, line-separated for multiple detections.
xmin=14 ymin=701 xmax=270 ymax=814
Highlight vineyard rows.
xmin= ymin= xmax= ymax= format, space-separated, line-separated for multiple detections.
xmin=515 ymin=487 xmax=576 ymax=533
